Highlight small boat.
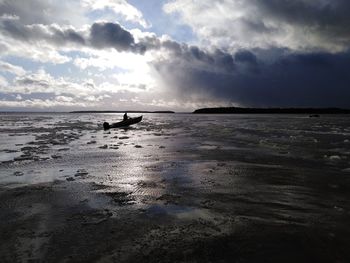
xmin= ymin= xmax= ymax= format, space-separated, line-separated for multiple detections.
xmin=103 ymin=116 xmax=142 ymax=130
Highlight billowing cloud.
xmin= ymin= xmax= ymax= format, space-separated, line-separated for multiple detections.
xmin=0 ymin=15 xmax=150 ymax=54
xmin=0 ymin=75 xmax=8 ymax=86
xmin=0 ymin=15 xmax=85 ymax=46
xmin=0 ymin=0 xmax=86 ymax=26
xmin=0 ymin=0 xmax=349 ymax=111
xmin=164 ymin=0 xmax=350 ymax=52
xmin=153 ymin=48 xmax=350 ymax=108
xmin=82 ymin=0 xmax=149 ymax=28
xmin=89 ymin=22 xmax=136 ymax=51
xmin=0 ymin=60 xmax=26 ymax=75
xmin=2 ymin=12 xmax=350 ymax=109
xmin=7 ymin=69 xmax=88 ymax=96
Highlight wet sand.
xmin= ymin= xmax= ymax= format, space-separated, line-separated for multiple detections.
xmin=1 ymin=113 xmax=350 ymax=262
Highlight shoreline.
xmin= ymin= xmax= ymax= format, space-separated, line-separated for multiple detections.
xmin=193 ymin=107 xmax=350 ymax=114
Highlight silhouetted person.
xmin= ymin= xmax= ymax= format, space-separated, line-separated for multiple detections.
xmin=123 ymin=112 xmax=128 ymax=121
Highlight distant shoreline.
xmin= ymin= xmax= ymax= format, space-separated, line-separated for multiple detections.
xmin=193 ymin=107 xmax=350 ymax=114
xmin=1 ymin=108 xmax=350 ymax=114
xmin=69 ymin=110 xmax=175 ymax=114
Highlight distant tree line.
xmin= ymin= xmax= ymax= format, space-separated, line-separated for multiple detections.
xmin=193 ymin=107 xmax=350 ymax=114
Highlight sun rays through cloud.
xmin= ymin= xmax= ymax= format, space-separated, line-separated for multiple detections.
xmin=0 ymin=0 xmax=350 ymax=111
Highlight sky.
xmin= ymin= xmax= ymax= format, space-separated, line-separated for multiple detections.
xmin=0 ymin=0 xmax=350 ymax=111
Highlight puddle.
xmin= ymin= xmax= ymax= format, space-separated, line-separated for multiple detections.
xmin=198 ymin=145 xmax=219 ymax=150
xmin=146 ymin=204 xmax=213 ymax=220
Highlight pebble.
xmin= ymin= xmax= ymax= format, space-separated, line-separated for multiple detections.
xmin=99 ymin=145 xmax=108 ymax=149
xmin=329 ymin=155 xmax=341 ymax=160
xmin=13 ymin=171 xmax=24 ymax=176
xmin=58 ymin=148 xmax=70 ymax=151
xmin=75 ymin=169 xmax=89 ymax=177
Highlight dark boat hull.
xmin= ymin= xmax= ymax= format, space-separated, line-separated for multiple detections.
xmin=103 ymin=116 xmax=142 ymax=130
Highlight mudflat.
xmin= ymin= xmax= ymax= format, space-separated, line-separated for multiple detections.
xmin=1 ymin=113 xmax=350 ymax=262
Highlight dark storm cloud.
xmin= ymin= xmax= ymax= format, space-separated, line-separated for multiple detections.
xmin=155 ymin=40 xmax=237 ymax=74
xmin=89 ymin=22 xmax=137 ymax=52
xmin=165 ymin=0 xmax=350 ymax=51
xmin=0 ymin=16 xmax=85 ymax=45
xmin=212 ymin=49 xmax=236 ymax=72
xmin=0 ymin=16 xmax=146 ymax=52
xmin=154 ymin=49 xmax=350 ymax=108
xmin=1 ymin=0 xmax=349 ymax=108
xmin=256 ymin=0 xmax=350 ymax=27
xmin=234 ymin=50 xmax=259 ymax=73
xmin=52 ymin=28 xmax=85 ymax=45
xmin=234 ymin=51 xmax=257 ymax=64
xmin=253 ymin=0 xmax=350 ymax=44
xmin=0 ymin=16 xmax=31 ymax=41
xmin=2 ymin=11 xmax=348 ymax=107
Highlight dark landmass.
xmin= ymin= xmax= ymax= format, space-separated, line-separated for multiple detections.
xmin=70 ymin=110 xmax=175 ymax=114
xmin=193 ymin=107 xmax=350 ymax=114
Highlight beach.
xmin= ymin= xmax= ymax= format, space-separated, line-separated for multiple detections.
xmin=1 ymin=112 xmax=350 ymax=262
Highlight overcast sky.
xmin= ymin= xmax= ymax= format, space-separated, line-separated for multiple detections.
xmin=0 ymin=0 xmax=350 ymax=111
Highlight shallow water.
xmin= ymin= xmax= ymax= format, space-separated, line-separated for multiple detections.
xmin=1 ymin=112 xmax=350 ymax=262
xmin=1 ymin=112 xmax=350 ymax=201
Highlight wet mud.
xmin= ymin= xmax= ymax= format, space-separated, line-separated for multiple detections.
xmin=1 ymin=113 xmax=350 ymax=262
